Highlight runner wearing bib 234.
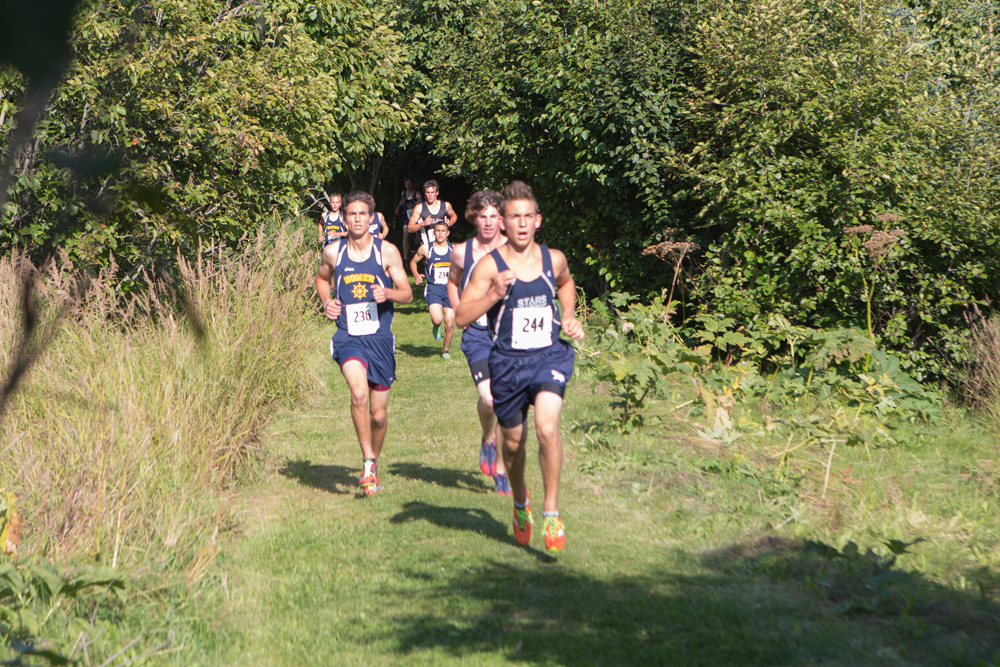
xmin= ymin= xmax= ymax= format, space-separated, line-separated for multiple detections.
xmin=409 ymin=221 xmax=456 ymax=359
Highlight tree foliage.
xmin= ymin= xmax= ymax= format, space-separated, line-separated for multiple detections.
xmin=0 ymin=0 xmax=419 ymax=277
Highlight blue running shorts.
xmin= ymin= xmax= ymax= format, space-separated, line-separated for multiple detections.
xmin=489 ymin=339 xmax=575 ymax=428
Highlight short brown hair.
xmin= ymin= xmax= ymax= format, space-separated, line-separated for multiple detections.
xmin=423 ymin=179 xmax=439 ymax=192
xmin=500 ymin=181 xmax=537 ymax=215
xmin=343 ymin=191 xmax=375 ymax=215
xmin=433 ymin=220 xmax=449 ymax=230
xmin=465 ymin=190 xmax=502 ymax=222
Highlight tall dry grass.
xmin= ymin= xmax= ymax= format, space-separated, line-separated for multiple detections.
xmin=967 ymin=317 xmax=1000 ymax=436
xmin=0 ymin=225 xmax=322 ymax=572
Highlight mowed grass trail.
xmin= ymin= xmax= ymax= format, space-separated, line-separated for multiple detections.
xmin=185 ymin=289 xmax=1000 ymax=666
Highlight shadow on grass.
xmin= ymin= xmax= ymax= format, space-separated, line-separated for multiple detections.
xmin=278 ymin=459 xmax=355 ymax=495
xmin=398 ymin=342 xmax=443 ymax=358
xmin=385 ymin=461 xmax=489 ymax=493
xmin=383 ymin=536 xmax=1000 ymax=666
xmin=389 ymin=501 xmax=555 ymax=564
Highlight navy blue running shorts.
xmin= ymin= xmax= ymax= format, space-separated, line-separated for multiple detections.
xmin=331 ymin=331 xmax=396 ymax=388
xmin=424 ymin=284 xmax=452 ymax=309
xmin=461 ymin=326 xmax=492 ymax=385
xmin=489 ymin=338 xmax=575 ymax=428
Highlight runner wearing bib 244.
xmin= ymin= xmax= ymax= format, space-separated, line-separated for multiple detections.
xmin=447 ymin=190 xmax=510 ymax=495
xmin=409 ymin=221 xmax=456 ymax=359
xmin=455 ymin=181 xmax=584 ymax=553
xmin=315 ymin=191 xmax=413 ymax=496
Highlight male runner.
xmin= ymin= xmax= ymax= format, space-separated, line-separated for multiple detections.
xmin=394 ymin=175 xmax=422 ymax=258
xmin=315 ymin=191 xmax=413 ymax=495
xmin=456 ymin=181 xmax=584 ymax=551
xmin=407 ymin=179 xmax=457 ymax=249
xmin=447 ymin=190 xmax=510 ymax=495
xmin=409 ymin=221 xmax=456 ymax=359
xmin=369 ymin=209 xmax=388 ymax=239
xmin=318 ymin=192 xmax=346 ymax=246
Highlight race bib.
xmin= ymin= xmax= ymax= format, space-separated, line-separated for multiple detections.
xmin=346 ymin=301 xmax=379 ymax=336
xmin=511 ymin=306 xmax=552 ymax=350
xmin=475 ymin=314 xmax=487 ymax=327
xmin=434 ymin=267 xmax=450 ymax=284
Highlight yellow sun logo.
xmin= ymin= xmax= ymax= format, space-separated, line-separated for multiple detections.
xmin=351 ymin=283 xmax=369 ymax=300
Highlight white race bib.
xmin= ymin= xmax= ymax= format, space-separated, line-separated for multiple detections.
xmin=346 ymin=301 xmax=379 ymax=336
xmin=434 ymin=267 xmax=450 ymax=284
xmin=475 ymin=314 xmax=487 ymax=327
xmin=511 ymin=306 xmax=552 ymax=350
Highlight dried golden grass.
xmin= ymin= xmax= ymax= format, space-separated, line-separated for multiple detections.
xmin=0 ymin=225 xmax=322 ymax=571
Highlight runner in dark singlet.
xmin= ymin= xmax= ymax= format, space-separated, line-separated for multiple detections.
xmin=447 ymin=190 xmax=510 ymax=495
xmin=409 ymin=221 xmax=456 ymax=359
xmin=407 ymin=179 xmax=457 ymax=248
xmin=315 ymin=191 xmax=413 ymax=496
xmin=318 ymin=193 xmax=346 ymax=246
xmin=456 ymin=181 xmax=584 ymax=552
xmin=394 ymin=175 xmax=422 ymax=259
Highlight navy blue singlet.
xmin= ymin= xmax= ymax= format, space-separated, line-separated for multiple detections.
xmin=333 ymin=238 xmax=394 ymax=337
xmin=323 ymin=211 xmax=344 ymax=246
xmin=486 ymin=245 xmax=561 ymax=354
xmin=368 ymin=213 xmax=384 ymax=238
xmin=425 ymin=242 xmax=453 ymax=285
xmin=417 ymin=201 xmax=447 ymax=247
xmin=461 ymin=241 xmax=489 ymax=331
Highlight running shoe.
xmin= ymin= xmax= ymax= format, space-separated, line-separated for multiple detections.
xmin=441 ymin=352 xmax=451 ymax=360
xmin=359 ymin=460 xmax=380 ymax=496
xmin=432 ymin=324 xmax=442 ymax=341
xmin=543 ymin=515 xmax=565 ymax=552
xmin=479 ymin=440 xmax=497 ymax=477
xmin=494 ymin=472 xmax=512 ymax=496
xmin=513 ymin=492 xmax=532 ymax=546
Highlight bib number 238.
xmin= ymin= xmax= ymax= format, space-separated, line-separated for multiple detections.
xmin=346 ymin=301 xmax=379 ymax=336
xmin=511 ymin=306 xmax=552 ymax=350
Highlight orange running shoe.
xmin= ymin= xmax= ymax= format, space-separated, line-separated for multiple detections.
xmin=359 ymin=460 xmax=380 ymax=496
xmin=512 ymin=492 xmax=533 ymax=545
xmin=543 ymin=515 xmax=565 ymax=552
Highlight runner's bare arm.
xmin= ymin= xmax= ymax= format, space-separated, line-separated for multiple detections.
xmin=374 ymin=243 xmax=413 ymax=305
xmin=409 ymin=245 xmax=428 ymax=285
xmin=455 ymin=255 xmax=512 ymax=327
xmin=446 ymin=242 xmax=466 ymax=309
xmin=314 ymin=244 xmax=342 ymax=320
xmin=551 ymin=249 xmax=584 ymax=340
xmin=379 ymin=213 xmax=389 ymax=239
xmin=407 ymin=206 xmax=423 ymax=233
xmin=394 ymin=190 xmax=405 ymax=214
xmin=317 ymin=219 xmax=325 ymax=244
xmin=445 ymin=202 xmax=458 ymax=227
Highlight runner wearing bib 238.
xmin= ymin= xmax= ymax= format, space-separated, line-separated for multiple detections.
xmin=455 ymin=181 xmax=584 ymax=553
xmin=315 ymin=191 xmax=413 ymax=496
xmin=447 ymin=190 xmax=510 ymax=494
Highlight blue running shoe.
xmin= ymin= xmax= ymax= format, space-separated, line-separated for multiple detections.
xmin=433 ymin=324 xmax=442 ymax=341
xmin=479 ymin=440 xmax=497 ymax=477
xmin=494 ymin=472 xmax=512 ymax=496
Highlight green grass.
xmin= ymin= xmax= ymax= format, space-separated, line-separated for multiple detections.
xmin=124 ymin=289 xmax=1000 ymax=667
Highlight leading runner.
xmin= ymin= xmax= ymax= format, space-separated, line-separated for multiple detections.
xmin=315 ymin=191 xmax=413 ymax=495
xmin=455 ymin=181 xmax=584 ymax=551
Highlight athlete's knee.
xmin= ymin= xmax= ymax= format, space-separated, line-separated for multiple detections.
xmin=535 ymin=418 xmax=561 ymax=445
xmin=349 ymin=386 xmax=370 ymax=408
xmin=370 ymin=406 xmax=388 ymax=429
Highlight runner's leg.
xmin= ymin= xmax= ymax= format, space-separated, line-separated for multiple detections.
xmin=500 ymin=421 xmax=529 ymax=505
xmin=428 ymin=302 xmax=444 ymax=327
xmin=533 ymin=391 xmax=564 ymax=513
xmin=369 ymin=385 xmax=390 ymax=460
xmin=442 ymin=307 xmax=456 ymax=353
xmin=475 ymin=380 xmax=507 ymax=476
xmin=342 ymin=360 xmax=374 ymax=459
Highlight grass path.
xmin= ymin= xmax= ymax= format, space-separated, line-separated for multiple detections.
xmin=185 ymin=296 xmax=1000 ymax=666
